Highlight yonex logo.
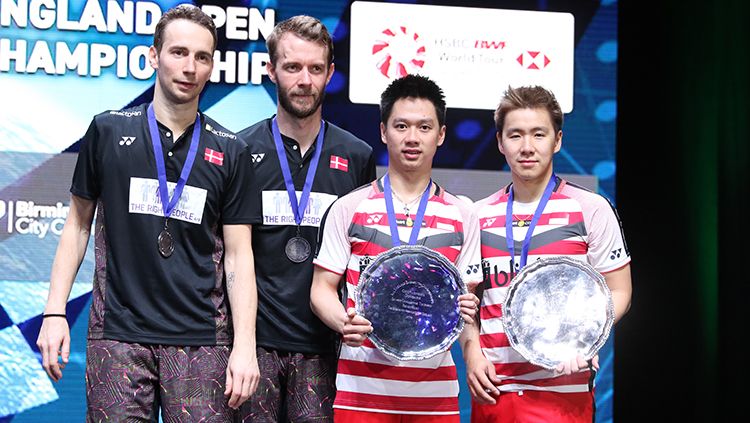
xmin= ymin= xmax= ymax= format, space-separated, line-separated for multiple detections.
xmin=372 ymin=26 xmax=426 ymax=79
xmin=251 ymin=153 xmax=265 ymax=163
xmin=610 ymin=248 xmax=622 ymax=260
xmin=466 ymin=264 xmax=481 ymax=275
xmin=482 ymin=217 xmax=497 ymax=228
xmin=366 ymin=214 xmax=384 ymax=224
xmin=119 ymin=136 xmax=136 ymax=146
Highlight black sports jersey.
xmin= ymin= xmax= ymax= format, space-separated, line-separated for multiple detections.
xmin=72 ymin=103 xmax=261 ymax=346
xmin=238 ymin=118 xmax=376 ymax=354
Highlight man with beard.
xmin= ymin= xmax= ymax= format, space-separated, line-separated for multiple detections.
xmin=237 ymin=15 xmax=376 ymax=423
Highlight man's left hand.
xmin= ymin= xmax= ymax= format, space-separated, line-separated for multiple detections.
xmin=224 ymin=345 xmax=260 ymax=409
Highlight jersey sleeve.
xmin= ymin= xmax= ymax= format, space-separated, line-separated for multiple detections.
xmin=585 ymin=196 xmax=631 ymax=273
xmin=221 ymin=142 xmax=262 ymax=225
xmin=70 ymin=118 xmax=101 ymax=200
xmin=313 ymin=198 xmax=352 ymax=275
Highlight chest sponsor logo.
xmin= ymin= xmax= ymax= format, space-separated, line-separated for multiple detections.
xmin=205 ymin=123 xmax=237 ymax=139
xmin=119 ymin=136 xmax=136 ymax=146
xmin=128 ymin=177 xmax=207 ymax=224
xmin=548 ymin=215 xmax=569 ymax=226
xmin=366 ymin=213 xmax=384 ymax=224
xmin=359 ymin=255 xmax=373 ymax=273
xmin=251 ymin=153 xmax=265 ymax=164
xmin=481 ymin=217 xmax=497 ymax=228
xmin=261 ymin=190 xmax=337 ymax=227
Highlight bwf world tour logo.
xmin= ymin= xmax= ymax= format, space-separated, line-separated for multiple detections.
xmin=372 ymin=26 xmax=426 ymax=78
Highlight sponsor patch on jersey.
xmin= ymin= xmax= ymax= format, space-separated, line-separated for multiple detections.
xmin=128 ymin=177 xmax=207 ymax=224
xmin=109 ymin=110 xmax=142 ymax=117
xmin=205 ymin=123 xmax=237 ymax=139
xmin=549 ymin=216 xmax=569 ymax=225
xmin=261 ymin=190 xmax=337 ymax=227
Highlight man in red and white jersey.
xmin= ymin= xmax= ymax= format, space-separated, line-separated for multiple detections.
xmin=311 ymin=74 xmax=483 ymax=422
xmin=464 ymin=86 xmax=632 ymax=423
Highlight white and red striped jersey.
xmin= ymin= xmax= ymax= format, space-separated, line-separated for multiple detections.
xmin=474 ymin=177 xmax=630 ymax=394
xmin=314 ymin=177 xmax=483 ymax=415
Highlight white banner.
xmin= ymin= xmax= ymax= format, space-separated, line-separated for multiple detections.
xmin=349 ymin=1 xmax=574 ymax=112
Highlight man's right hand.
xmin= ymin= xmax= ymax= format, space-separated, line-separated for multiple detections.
xmin=465 ymin=346 xmax=501 ymax=405
xmin=342 ymin=307 xmax=372 ymax=347
xmin=36 ymin=317 xmax=71 ymax=382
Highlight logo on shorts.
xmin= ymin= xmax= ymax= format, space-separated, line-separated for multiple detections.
xmin=119 ymin=136 xmax=136 ymax=146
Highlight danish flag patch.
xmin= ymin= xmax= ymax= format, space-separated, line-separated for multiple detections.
xmin=204 ymin=148 xmax=224 ymax=166
xmin=329 ymin=155 xmax=348 ymax=172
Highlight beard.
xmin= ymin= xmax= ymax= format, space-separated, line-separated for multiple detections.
xmin=278 ymin=88 xmax=326 ymax=119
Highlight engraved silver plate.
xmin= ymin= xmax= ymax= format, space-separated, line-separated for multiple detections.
xmin=502 ymin=256 xmax=614 ymax=370
xmin=355 ymin=244 xmax=467 ymax=361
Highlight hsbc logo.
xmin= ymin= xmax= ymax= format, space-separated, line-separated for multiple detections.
xmin=251 ymin=153 xmax=265 ymax=164
xmin=372 ymin=26 xmax=426 ymax=79
xmin=516 ymin=50 xmax=551 ymax=70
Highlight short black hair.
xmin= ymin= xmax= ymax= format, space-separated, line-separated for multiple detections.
xmin=380 ymin=74 xmax=446 ymax=127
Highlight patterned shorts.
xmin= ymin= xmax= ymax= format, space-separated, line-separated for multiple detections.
xmin=85 ymin=339 xmax=233 ymax=422
xmin=238 ymin=346 xmax=337 ymax=422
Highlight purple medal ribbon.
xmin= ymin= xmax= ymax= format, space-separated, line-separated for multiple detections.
xmin=383 ymin=173 xmax=432 ymax=247
xmin=271 ymin=117 xmax=325 ymax=226
xmin=147 ymin=104 xmax=201 ymax=220
xmin=505 ymin=174 xmax=557 ymax=269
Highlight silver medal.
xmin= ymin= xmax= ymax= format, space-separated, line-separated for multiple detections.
xmin=285 ymin=236 xmax=311 ymax=263
xmin=158 ymin=229 xmax=174 ymax=258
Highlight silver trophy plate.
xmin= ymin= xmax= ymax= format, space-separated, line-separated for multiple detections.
xmin=356 ymin=244 xmax=467 ymax=361
xmin=502 ymin=256 xmax=614 ymax=370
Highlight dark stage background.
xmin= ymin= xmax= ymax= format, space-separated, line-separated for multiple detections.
xmin=616 ymin=1 xmax=746 ymax=420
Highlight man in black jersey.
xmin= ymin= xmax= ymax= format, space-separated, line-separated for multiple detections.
xmin=237 ymin=15 xmax=376 ymax=423
xmin=36 ymin=5 xmax=261 ymax=420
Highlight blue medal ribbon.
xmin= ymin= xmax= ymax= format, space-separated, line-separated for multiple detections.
xmin=271 ymin=117 xmax=325 ymax=227
xmin=505 ymin=174 xmax=557 ymax=269
xmin=147 ymin=104 xmax=201 ymax=222
xmin=383 ymin=173 xmax=432 ymax=247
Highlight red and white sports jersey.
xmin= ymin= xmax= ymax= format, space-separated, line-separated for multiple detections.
xmin=314 ymin=178 xmax=483 ymax=415
xmin=474 ymin=178 xmax=630 ymax=393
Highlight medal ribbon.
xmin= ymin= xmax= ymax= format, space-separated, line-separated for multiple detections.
xmin=147 ymin=103 xmax=201 ymax=220
xmin=505 ymin=174 xmax=557 ymax=269
xmin=271 ymin=117 xmax=326 ymax=227
xmin=383 ymin=173 xmax=432 ymax=247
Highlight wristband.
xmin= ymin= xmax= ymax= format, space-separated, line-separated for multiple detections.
xmin=42 ymin=314 xmax=67 ymax=319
